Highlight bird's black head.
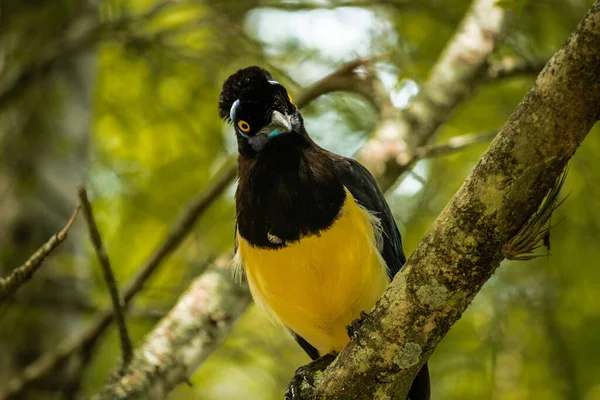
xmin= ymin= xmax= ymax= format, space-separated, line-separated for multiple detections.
xmin=219 ymin=66 xmax=305 ymax=155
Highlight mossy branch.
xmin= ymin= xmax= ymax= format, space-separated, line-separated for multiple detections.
xmin=295 ymin=1 xmax=600 ymax=398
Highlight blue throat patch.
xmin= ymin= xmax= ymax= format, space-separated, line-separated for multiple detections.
xmin=268 ymin=129 xmax=283 ymax=138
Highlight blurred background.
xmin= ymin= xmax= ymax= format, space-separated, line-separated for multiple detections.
xmin=1 ymin=0 xmax=599 ymax=399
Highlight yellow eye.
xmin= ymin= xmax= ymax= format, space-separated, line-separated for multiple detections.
xmin=287 ymin=92 xmax=293 ymax=104
xmin=237 ymin=120 xmax=250 ymax=133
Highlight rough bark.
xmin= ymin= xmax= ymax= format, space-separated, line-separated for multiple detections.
xmin=297 ymin=1 xmax=600 ymax=398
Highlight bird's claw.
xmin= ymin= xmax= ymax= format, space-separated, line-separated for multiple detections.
xmin=284 ymin=365 xmax=314 ymax=400
xmin=284 ymin=354 xmax=336 ymax=400
xmin=345 ymin=310 xmax=370 ymax=347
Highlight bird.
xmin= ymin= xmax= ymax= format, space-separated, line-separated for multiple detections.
xmin=220 ymin=66 xmax=430 ymax=400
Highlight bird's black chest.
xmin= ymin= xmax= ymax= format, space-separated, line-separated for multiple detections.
xmin=236 ymin=144 xmax=345 ymax=249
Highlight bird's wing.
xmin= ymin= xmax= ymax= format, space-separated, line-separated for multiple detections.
xmin=333 ymin=156 xmax=406 ymax=280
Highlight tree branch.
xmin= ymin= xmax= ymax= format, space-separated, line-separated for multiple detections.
xmin=486 ymin=56 xmax=548 ymax=81
xmin=294 ymin=56 xmax=389 ymax=113
xmin=92 ymin=256 xmax=252 ymax=399
xmin=356 ymin=0 xmax=507 ymax=191
xmin=258 ymin=0 xmax=413 ymax=11
xmin=296 ymin=1 xmax=600 ymax=398
xmin=78 ymin=186 xmax=133 ymax=373
xmin=0 ymin=160 xmax=236 ymax=400
xmin=389 ymin=131 xmax=499 ymax=183
xmin=414 ymin=131 xmax=497 ymax=159
xmin=0 ymin=206 xmax=80 ymax=303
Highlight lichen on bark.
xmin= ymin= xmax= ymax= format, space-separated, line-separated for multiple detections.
xmin=392 ymin=343 xmax=422 ymax=369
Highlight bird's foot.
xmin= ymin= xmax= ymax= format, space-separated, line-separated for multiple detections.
xmin=284 ymin=353 xmax=336 ymax=400
xmin=345 ymin=310 xmax=370 ymax=346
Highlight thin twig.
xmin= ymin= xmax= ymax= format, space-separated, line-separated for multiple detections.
xmin=1 ymin=158 xmax=237 ymax=400
xmin=295 ymin=55 xmax=389 ymax=113
xmin=389 ymin=131 xmax=498 ymax=189
xmin=77 ymin=186 xmax=133 ymax=372
xmin=486 ymin=57 xmax=547 ymax=81
xmin=0 ymin=207 xmax=80 ymax=303
xmin=414 ymin=131 xmax=498 ymax=159
xmin=120 ymin=158 xmax=237 ymax=305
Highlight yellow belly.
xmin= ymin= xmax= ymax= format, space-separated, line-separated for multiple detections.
xmin=236 ymin=189 xmax=390 ymax=355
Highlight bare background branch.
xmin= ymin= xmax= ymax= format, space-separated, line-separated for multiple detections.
xmin=0 ymin=207 xmax=80 ymax=303
xmin=78 ymin=186 xmax=133 ymax=373
xmin=94 ymin=257 xmax=252 ymax=400
xmin=356 ymin=0 xmax=507 ymax=191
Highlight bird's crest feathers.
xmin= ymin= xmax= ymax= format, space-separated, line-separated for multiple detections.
xmin=219 ymin=66 xmax=274 ymax=122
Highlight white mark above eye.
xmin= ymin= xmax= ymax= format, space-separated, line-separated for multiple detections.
xmin=268 ymin=80 xmax=280 ymax=86
xmin=230 ymin=99 xmax=240 ymax=121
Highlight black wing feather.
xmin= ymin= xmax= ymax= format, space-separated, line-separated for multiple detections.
xmin=333 ymin=157 xmax=406 ymax=279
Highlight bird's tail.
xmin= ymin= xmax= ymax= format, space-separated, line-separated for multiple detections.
xmin=408 ymin=362 xmax=431 ymax=400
